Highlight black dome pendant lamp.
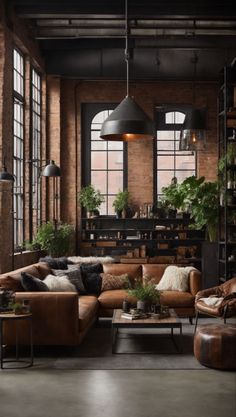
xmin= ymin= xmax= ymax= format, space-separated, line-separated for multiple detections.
xmin=100 ymin=0 xmax=154 ymax=141
xmin=179 ymin=53 xmax=207 ymax=151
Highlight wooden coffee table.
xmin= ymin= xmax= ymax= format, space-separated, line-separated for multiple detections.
xmin=112 ymin=309 xmax=182 ymax=354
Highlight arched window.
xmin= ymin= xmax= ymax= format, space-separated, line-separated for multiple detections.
xmin=155 ymin=106 xmax=196 ymax=200
xmin=82 ymin=105 xmax=127 ymax=215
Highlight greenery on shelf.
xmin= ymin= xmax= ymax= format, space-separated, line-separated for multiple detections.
xmin=78 ymin=185 xmax=104 ymax=214
xmin=113 ymin=190 xmax=130 ymax=215
xmin=126 ymin=280 xmax=161 ymax=304
xmin=161 ymin=175 xmax=218 ymax=241
xmin=26 ymin=221 xmax=73 ymax=257
xmin=189 ymin=181 xmax=219 ymax=242
xmin=161 ymin=176 xmax=205 ymax=213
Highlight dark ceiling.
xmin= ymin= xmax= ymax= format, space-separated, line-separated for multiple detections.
xmin=7 ymin=0 xmax=236 ymax=80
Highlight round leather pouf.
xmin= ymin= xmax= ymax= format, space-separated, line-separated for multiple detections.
xmin=194 ymin=324 xmax=236 ymax=370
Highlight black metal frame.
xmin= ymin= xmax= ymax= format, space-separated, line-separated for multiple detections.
xmin=154 ymin=105 xmax=197 ymax=203
xmin=81 ymin=103 xmax=128 ymax=215
xmin=30 ymin=67 xmax=42 ymax=240
xmin=13 ymin=47 xmax=25 ymax=251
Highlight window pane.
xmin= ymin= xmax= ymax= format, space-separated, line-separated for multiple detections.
xmin=91 ymin=141 xmax=107 ymax=150
xmin=108 ymin=171 xmax=123 ymax=194
xmin=157 ymin=171 xmax=174 ymax=192
xmin=157 ymin=155 xmax=174 ymax=170
xmin=91 ymin=130 xmax=103 ymax=141
xmin=108 ymin=195 xmax=116 ymax=215
xmin=108 ymin=151 xmax=123 ymax=169
xmin=157 ymin=141 xmax=174 ymax=151
xmin=99 ymin=197 xmax=107 ymax=216
xmin=91 ymin=151 xmax=107 ymax=169
xmin=157 ymin=131 xmax=175 ymax=140
xmin=176 ymin=170 xmax=195 ymax=183
xmin=91 ymin=171 xmax=107 ymax=194
xmin=108 ymin=141 xmax=123 ymax=150
xmin=175 ymin=155 xmax=195 ymax=170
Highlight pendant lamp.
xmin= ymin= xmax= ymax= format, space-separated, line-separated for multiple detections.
xmin=100 ymin=0 xmax=154 ymax=141
xmin=179 ymin=53 xmax=206 ymax=151
xmin=41 ymin=160 xmax=61 ymax=177
xmin=0 ymin=163 xmax=14 ymax=182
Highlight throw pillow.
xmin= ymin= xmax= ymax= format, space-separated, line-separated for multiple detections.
xmin=68 ymin=256 xmax=115 ymax=264
xmin=81 ymin=272 xmax=102 ymax=295
xmin=43 ymin=274 xmax=77 ymax=292
xmin=21 ymin=272 xmax=49 ymax=292
xmin=80 ymin=263 xmax=103 ymax=295
xmin=100 ymin=273 xmax=129 ymax=291
xmin=155 ymin=266 xmax=195 ymax=292
xmin=52 ymin=265 xmax=87 ymax=294
xmin=39 ymin=256 xmax=68 ymax=270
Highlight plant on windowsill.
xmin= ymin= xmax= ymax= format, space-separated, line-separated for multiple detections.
xmin=25 ymin=221 xmax=73 ymax=257
xmin=78 ymin=184 xmax=105 ymax=217
xmin=113 ymin=190 xmax=130 ymax=218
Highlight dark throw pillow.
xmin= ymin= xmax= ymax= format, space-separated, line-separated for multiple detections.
xmin=52 ymin=265 xmax=87 ymax=295
xmin=80 ymin=263 xmax=103 ymax=295
xmin=21 ymin=272 xmax=49 ymax=292
xmin=39 ymin=256 xmax=68 ymax=270
xmin=82 ymin=272 xmax=102 ymax=295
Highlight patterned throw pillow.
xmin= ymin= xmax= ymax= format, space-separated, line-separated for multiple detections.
xmin=100 ymin=273 xmax=129 ymax=292
xmin=52 ymin=265 xmax=87 ymax=294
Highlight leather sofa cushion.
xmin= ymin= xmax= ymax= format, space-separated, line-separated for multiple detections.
xmin=0 ymin=265 xmax=42 ymax=291
xmin=79 ymin=295 xmax=99 ymax=332
xmin=102 ymin=264 xmax=142 ymax=283
xmin=35 ymin=262 xmax=52 ymax=278
xmin=161 ymin=291 xmax=195 ymax=307
xmin=142 ymin=264 xmax=169 ymax=283
xmin=98 ymin=289 xmax=137 ymax=309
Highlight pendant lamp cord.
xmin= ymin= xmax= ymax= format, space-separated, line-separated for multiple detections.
xmin=125 ymin=0 xmax=129 ymax=97
xmin=192 ymin=51 xmax=198 ymax=105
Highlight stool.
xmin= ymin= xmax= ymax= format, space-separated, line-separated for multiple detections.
xmin=194 ymin=324 xmax=236 ymax=370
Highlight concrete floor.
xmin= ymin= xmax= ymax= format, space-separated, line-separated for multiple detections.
xmin=0 ymin=370 xmax=235 ymax=417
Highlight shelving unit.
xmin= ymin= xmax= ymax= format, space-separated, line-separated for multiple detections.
xmin=218 ymin=59 xmax=236 ymax=282
xmin=80 ymin=216 xmax=204 ymax=266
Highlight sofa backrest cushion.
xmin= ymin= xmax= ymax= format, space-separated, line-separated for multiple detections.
xmin=102 ymin=264 xmax=142 ymax=283
xmin=34 ymin=262 xmax=52 ymax=278
xmin=0 ymin=265 xmax=42 ymax=291
xmin=142 ymin=264 xmax=170 ymax=284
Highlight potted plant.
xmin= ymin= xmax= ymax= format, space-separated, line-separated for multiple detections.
xmin=113 ymin=190 xmax=130 ymax=218
xmin=78 ymin=185 xmax=104 ymax=217
xmin=189 ymin=180 xmax=219 ymax=242
xmin=126 ymin=280 xmax=161 ymax=312
xmin=26 ymin=221 xmax=73 ymax=257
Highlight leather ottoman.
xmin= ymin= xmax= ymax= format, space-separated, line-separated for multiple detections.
xmin=194 ymin=324 xmax=236 ymax=370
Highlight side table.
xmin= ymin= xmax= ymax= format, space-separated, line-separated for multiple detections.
xmin=0 ymin=312 xmax=33 ymax=369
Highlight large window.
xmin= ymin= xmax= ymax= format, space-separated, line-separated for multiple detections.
xmin=13 ymin=48 xmax=24 ymax=249
xmin=90 ymin=110 xmax=125 ymax=215
xmin=155 ymin=106 xmax=196 ymax=200
xmin=31 ymin=68 xmax=42 ymax=236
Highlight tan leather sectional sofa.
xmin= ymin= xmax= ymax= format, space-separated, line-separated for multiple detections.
xmin=0 ymin=262 xmax=201 ymax=346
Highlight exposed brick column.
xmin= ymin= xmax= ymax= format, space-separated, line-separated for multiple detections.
xmin=45 ymin=76 xmax=61 ymax=223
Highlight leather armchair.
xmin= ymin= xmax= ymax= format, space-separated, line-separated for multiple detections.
xmin=194 ymin=277 xmax=236 ymax=331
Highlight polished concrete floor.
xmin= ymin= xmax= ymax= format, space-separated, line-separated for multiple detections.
xmin=0 ymin=370 xmax=235 ymax=417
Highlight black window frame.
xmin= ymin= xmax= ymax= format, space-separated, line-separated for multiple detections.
xmin=81 ymin=103 xmax=128 ymax=216
xmin=154 ymin=104 xmax=197 ymax=202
